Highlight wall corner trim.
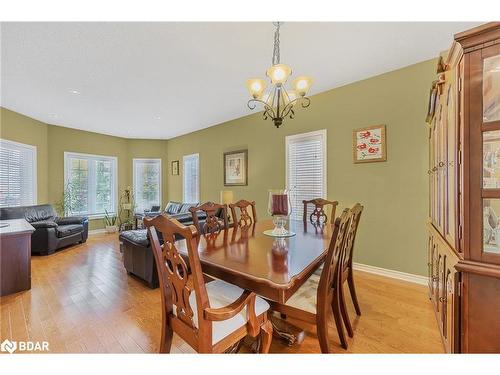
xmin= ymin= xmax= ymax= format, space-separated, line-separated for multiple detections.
xmin=353 ymin=262 xmax=427 ymax=286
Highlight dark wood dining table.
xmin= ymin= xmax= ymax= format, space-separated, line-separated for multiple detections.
xmin=176 ymin=218 xmax=334 ymax=346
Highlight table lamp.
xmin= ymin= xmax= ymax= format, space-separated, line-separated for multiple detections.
xmin=220 ymin=190 xmax=234 ymax=222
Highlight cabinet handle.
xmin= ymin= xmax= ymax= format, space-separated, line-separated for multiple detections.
xmin=427 ymin=170 xmax=432 ymax=174
xmin=438 ymin=161 xmax=445 ymax=167
xmin=432 ymin=167 xmax=438 ymax=172
xmin=439 ymin=296 xmax=447 ymax=303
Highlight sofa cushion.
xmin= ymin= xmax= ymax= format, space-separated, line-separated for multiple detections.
xmin=31 ymin=220 xmax=58 ymax=229
xmin=120 ymin=229 xmax=149 ymax=247
xmin=0 ymin=204 xmax=56 ymax=222
xmin=56 ymin=216 xmax=87 ymax=225
xmin=56 ymin=224 xmax=83 ymax=238
xmin=179 ymin=203 xmax=198 ymax=213
xmin=165 ymin=201 xmax=182 ymax=215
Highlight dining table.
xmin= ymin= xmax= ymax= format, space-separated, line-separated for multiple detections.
xmin=176 ymin=218 xmax=334 ymax=347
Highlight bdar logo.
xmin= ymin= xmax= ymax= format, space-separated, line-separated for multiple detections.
xmin=1 ymin=339 xmax=17 ymax=354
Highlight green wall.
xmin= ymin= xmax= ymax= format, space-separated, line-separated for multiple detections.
xmin=166 ymin=59 xmax=435 ymax=276
xmin=0 ymin=107 xmax=168 ymax=230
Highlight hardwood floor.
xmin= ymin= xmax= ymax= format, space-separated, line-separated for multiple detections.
xmin=0 ymin=233 xmax=444 ymax=354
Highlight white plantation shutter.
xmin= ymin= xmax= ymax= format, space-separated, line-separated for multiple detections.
xmin=286 ymin=130 xmax=327 ymax=220
xmin=183 ymin=154 xmax=199 ymax=203
xmin=133 ymin=159 xmax=161 ymax=213
xmin=0 ymin=139 xmax=37 ymax=208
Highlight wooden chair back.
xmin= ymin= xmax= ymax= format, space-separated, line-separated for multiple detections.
xmin=144 ymin=214 xmax=212 ymax=351
xmin=229 ymin=199 xmax=257 ymax=227
xmin=189 ymin=202 xmax=229 ymax=235
xmin=303 ymin=198 xmax=339 ymax=225
xmin=317 ymin=208 xmax=352 ymax=297
xmin=341 ymin=203 xmax=363 ymax=271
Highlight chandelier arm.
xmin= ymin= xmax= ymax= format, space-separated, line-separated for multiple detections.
xmin=300 ymin=97 xmax=311 ymax=109
xmin=280 ymin=98 xmax=301 ymax=119
xmin=247 ymin=99 xmax=277 ymax=119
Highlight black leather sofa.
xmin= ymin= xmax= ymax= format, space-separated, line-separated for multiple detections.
xmin=0 ymin=204 xmax=88 ymax=255
xmin=120 ymin=201 xmax=220 ymax=288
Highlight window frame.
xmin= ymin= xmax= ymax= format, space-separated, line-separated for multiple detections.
xmin=0 ymin=138 xmax=38 ymax=207
xmin=183 ymin=153 xmax=200 ymax=203
xmin=63 ymin=151 xmax=118 ymax=218
xmin=132 ymin=158 xmax=162 ymax=213
xmin=285 ymin=129 xmax=328 ymax=219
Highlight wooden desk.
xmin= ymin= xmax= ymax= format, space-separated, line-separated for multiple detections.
xmin=0 ymin=219 xmax=35 ymax=297
xmin=176 ymin=219 xmax=333 ymax=346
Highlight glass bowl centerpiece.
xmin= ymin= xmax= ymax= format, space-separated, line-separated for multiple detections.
xmin=266 ymin=189 xmax=294 ymax=237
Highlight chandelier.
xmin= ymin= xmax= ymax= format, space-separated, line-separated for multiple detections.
xmin=246 ymin=22 xmax=312 ymax=128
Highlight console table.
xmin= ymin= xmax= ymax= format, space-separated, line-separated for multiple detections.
xmin=0 ymin=219 xmax=35 ymax=297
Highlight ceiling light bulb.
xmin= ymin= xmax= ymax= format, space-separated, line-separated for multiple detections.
xmin=246 ymin=79 xmax=266 ymax=99
xmin=292 ymin=76 xmax=313 ymax=96
xmin=266 ymin=64 xmax=292 ymax=84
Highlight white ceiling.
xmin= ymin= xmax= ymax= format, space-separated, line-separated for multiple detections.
xmin=1 ymin=22 xmax=480 ymax=139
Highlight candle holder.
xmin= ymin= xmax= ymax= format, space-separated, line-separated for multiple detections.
xmin=264 ymin=189 xmax=296 ymax=237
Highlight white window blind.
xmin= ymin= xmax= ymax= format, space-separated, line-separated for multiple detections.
xmin=133 ymin=158 xmax=161 ymax=213
xmin=183 ymin=154 xmax=199 ymax=203
xmin=286 ymin=130 xmax=327 ymax=220
xmin=64 ymin=152 xmax=117 ymax=217
xmin=0 ymin=139 xmax=37 ymax=208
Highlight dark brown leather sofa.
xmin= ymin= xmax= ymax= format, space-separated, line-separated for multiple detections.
xmin=0 ymin=204 xmax=88 ymax=255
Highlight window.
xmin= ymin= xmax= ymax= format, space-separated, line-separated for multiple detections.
xmin=0 ymin=139 xmax=37 ymax=207
xmin=183 ymin=153 xmax=199 ymax=203
xmin=133 ymin=158 xmax=161 ymax=213
xmin=64 ymin=152 xmax=117 ymax=217
xmin=286 ymin=130 xmax=327 ymax=220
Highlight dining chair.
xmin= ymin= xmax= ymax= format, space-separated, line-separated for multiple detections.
xmin=189 ymin=202 xmax=229 ymax=235
xmin=336 ymin=203 xmax=364 ymax=338
xmin=303 ymin=198 xmax=339 ymax=225
xmin=268 ymin=208 xmax=352 ymax=352
xmin=144 ymin=214 xmax=273 ymax=353
xmin=229 ymin=199 xmax=257 ymax=227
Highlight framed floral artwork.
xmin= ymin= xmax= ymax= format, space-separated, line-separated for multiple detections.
xmin=224 ymin=150 xmax=248 ymax=186
xmin=353 ymin=125 xmax=387 ymax=163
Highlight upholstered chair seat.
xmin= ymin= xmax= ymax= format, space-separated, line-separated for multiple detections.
xmin=285 ymin=273 xmax=320 ymax=314
xmin=183 ymin=279 xmax=270 ymax=344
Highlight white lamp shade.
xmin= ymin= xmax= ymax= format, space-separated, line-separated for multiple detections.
xmin=266 ymin=64 xmax=292 ymax=84
xmin=220 ymin=190 xmax=234 ymax=205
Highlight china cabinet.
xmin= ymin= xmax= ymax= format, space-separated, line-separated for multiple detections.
xmin=426 ymin=22 xmax=500 ymax=353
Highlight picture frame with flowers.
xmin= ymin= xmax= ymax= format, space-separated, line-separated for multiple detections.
xmin=353 ymin=125 xmax=387 ymax=163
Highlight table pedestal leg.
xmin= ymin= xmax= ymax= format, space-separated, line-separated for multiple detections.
xmin=249 ymin=313 xmax=305 ymax=352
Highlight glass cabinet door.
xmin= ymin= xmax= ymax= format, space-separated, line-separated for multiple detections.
xmin=480 ymin=47 xmax=500 ymax=257
xmin=483 ymin=54 xmax=500 ymax=123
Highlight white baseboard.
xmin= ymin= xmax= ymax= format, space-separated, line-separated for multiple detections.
xmin=88 ymin=229 xmax=106 ymax=235
xmin=353 ymin=262 xmax=427 ymax=286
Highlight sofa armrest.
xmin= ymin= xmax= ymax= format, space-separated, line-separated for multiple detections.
xmin=56 ymin=216 xmax=88 ymax=225
xmin=30 ymin=220 xmax=58 ymax=229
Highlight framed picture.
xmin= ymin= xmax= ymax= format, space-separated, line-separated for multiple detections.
xmin=171 ymin=160 xmax=179 ymax=175
xmin=224 ymin=150 xmax=248 ymax=186
xmin=353 ymin=125 xmax=387 ymax=163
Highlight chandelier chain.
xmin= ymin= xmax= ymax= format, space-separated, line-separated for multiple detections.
xmin=272 ymin=22 xmax=281 ymax=65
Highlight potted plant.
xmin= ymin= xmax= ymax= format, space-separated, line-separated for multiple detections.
xmin=104 ymin=209 xmax=118 ymax=233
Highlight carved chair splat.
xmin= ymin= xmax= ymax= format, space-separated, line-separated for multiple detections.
xmin=303 ymin=198 xmax=339 ymax=225
xmin=229 ymin=199 xmax=257 ymax=227
xmin=189 ymin=202 xmax=229 ymax=235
